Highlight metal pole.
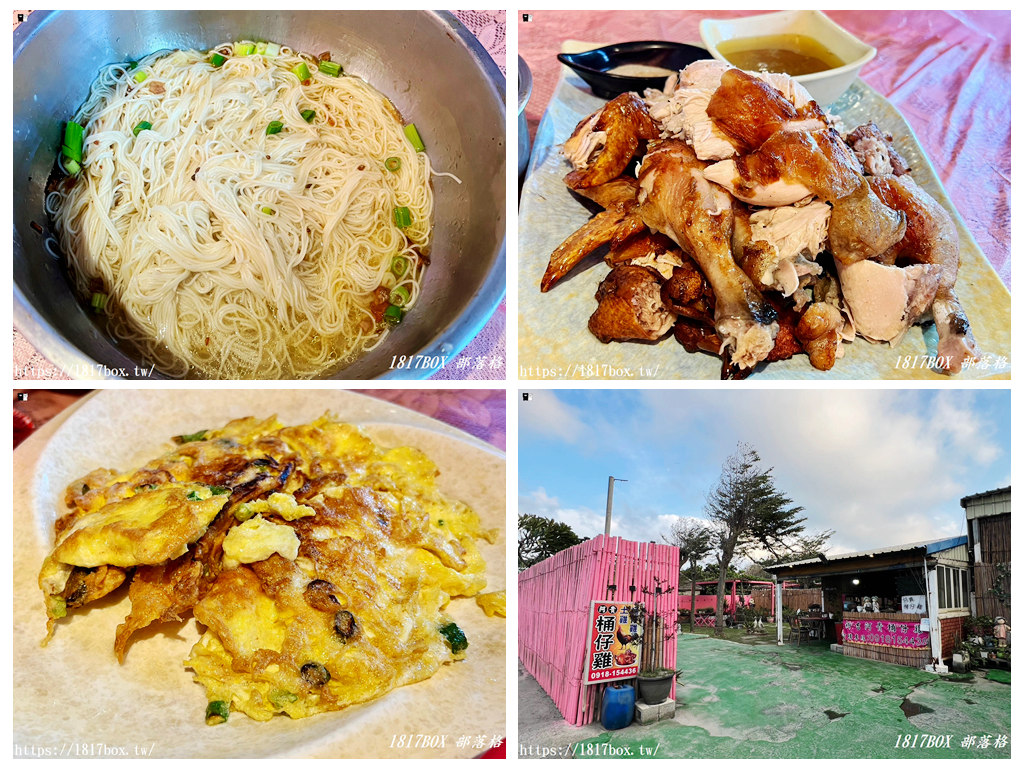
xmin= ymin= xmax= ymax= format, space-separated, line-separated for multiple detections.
xmin=604 ymin=476 xmax=626 ymax=537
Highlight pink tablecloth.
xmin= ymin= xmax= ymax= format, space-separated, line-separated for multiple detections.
xmin=13 ymin=9 xmax=506 ymax=381
xmin=519 ymin=10 xmax=1009 ymax=288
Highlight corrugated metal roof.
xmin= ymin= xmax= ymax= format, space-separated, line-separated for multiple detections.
xmin=764 ymin=535 xmax=968 ymax=571
xmin=960 ymin=486 xmax=1011 ymax=506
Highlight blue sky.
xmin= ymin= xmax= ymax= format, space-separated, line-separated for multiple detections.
xmin=518 ymin=389 xmax=1009 ymax=560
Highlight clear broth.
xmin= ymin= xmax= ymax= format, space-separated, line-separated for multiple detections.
xmin=717 ymin=33 xmax=845 ymax=76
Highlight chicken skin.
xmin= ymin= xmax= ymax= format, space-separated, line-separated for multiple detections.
xmin=562 ymin=92 xmax=659 ymax=189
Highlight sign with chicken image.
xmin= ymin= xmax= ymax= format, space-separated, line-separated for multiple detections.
xmin=584 ymin=601 xmax=642 ymax=684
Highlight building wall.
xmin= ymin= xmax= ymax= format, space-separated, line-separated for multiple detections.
xmin=978 ymin=514 xmax=1011 ymax=563
xmin=941 ymin=616 xmax=966 ymax=658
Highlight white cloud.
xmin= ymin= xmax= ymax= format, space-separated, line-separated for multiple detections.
xmin=519 ymin=391 xmax=588 ymax=442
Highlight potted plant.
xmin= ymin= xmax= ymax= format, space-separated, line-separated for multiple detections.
xmin=630 ymin=578 xmax=678 ymax=705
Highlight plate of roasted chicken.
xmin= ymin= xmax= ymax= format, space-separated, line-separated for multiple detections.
xmin=518 ymin=55 xmax=1010 ymax=379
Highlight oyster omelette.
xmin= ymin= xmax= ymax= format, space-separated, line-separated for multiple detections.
xmin=38 ymin=414 xmax=502 ymax=725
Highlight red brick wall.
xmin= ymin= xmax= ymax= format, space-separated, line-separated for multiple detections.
xmin=941 ymin=616 xmax=965 ymax=658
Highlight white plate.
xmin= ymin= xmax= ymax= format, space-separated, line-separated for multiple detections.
xmin=13 ymin=390 xmax=505 ymax=758
xmin=518 ymin=67 xmax=1010 ymax=380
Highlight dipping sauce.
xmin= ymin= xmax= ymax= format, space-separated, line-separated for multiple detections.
xmin=606 ymin=63 xmax=676 ymax=77
xmin=717 ymin=34 xmax=845 ymax=76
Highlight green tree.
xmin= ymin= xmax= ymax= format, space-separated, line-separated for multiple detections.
xmin=705 ymin=443 xmax=824 ymax=636
xmin=664 ymin=518 xmax=715 ymax=632
xmin=518 ymin=514 xmax=584 ymax=570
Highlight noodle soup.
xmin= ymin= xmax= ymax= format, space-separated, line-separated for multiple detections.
xmin=49 ymin=41 xmax=448 ymax=379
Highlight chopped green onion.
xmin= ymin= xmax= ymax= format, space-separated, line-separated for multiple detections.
xmin=210 ymin=52 xmax=226 ymax=67
xmin=63 ymin=158 xmax=81 ymax=175
xmin=133 ymin=71 xmax=148 ymax=84
xmin=233 ymin=42 xmax=255 ymax=57
xmin=126 ymin=61 xmax=138 ymax=71
xmin=300 ymin=109 xmax=316 ymax=123
xmin=173 ymin=429 xmax=208 ymax=444
xmin=383 ymin=304 xmax=404 ymax=325
xmin=205 ymin=700 xmax=229 ymax=726
xmin=439 ymin=622 xmax=468 ymax=653
xmin=384 ymin=156 xmax=401 ymax=172
xmin=269 ymin=689 xmax=298 ymax=708
xmin=50 ymin=596 xmax=67 ymax=620
xmin=292 ymin=62 xmax=312 ymax=81
xmin=318 ymin=60 xmax=342 ymax=77
xmin=393 ymin=206 xmax=412 ymax=229
xmin=261 ymin=206 xmax=274 ymax=215
xmin=255 ymin=41 xmax=268 ymax=55
xmin=390 ymin=255 xmax=409 ymax=278
xmin=133 ymin=120 xmax=152 ymax=136
xmin=235 ymin=503 xmax=256 ymax=522
xmin=266 ymin=121 xmax=283 ymax=135
xmin=63 ymin=121 xmax=85 ymax=162
xmin=90 ymin=292 xmax=108 ymax=313
xmin=265 ymin=42 xmax=281 ymax=58
xmin=403 ymin=123 xmax=425 ymax=152
xmin=389 ymin=285 xmax=410 ymax=307
xmin=187 ymin=490 xmax=202 ymax=502
xmin=209 ymin=486 xmax=231 ymax=496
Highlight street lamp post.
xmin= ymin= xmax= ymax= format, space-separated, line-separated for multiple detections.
xmin=605 ymin=476 xmax=627 ymax=537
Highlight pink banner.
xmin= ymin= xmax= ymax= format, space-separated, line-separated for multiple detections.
xmin=843 ymin=619 xmax=929 ymax=648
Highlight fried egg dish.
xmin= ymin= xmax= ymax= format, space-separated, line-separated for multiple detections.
xmin=38 ymin=414 xmax=498 ymax=724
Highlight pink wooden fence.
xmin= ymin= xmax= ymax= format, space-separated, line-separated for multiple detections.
xmin=518 ymin=535 xmax=680 ymax=726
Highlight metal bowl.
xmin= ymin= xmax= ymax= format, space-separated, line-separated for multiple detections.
xmin=13 ymin=10 xmax=505 ymax=380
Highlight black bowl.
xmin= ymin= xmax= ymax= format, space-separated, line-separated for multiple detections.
xmin=557 ymin=40 xmax=707 ymax=99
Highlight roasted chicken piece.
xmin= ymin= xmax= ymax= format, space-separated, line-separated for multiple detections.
xmin=706 ymin=68 xmax=827 ymax=154
xmin=637 ymin=139 xmax=778 ymax=369
xmin=562 ymin=92 xmax=659 ymax=189
xmin=795 ymin=302 xmax=846 ymax=371
xmin=867 ymin=174 xmax=980 ymax=373
xmin=845 ymin=122 xmax=911 ymax=177
xmin=733 ymin=200 xmax=829 ymax=298
xmin=588 ymin=265 xmax=676 ymax=343
xmin=540 ymin=207 xmax=645 ymax=292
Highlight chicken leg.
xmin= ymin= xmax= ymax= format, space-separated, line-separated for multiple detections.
xmin=638 ymin=139 xmax=778 ymax=369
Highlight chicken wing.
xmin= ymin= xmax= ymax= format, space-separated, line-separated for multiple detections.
xmin=562 ymin=92 xmax=659 ymax=189
xmin=637 ymin=139 xmax=778 ymax=369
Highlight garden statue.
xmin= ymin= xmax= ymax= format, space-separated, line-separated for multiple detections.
xmin=993 ymin=617 xmax=1010 ymax=647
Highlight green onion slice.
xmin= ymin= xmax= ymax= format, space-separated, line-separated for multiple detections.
xmin=63 ymin=121 xmax=85 ymax=162
xmin=384 ymin=156 xmax=401 ymax=172
xmin=261 ymin=206 xmax=274 ymax=215
xmin=210 ymin=52 xmax=226 ymax=67
xmin=63 ymin=158 xmax=81 ymax=175
xmin=390 ymin=255 xmax=409 ymax=278
xmin=233 ymin=42 xmax=255 ymax=57
xmin=90 ymin=292 xmax=108 ymax=313
xmin=300 ymin=109 xmax=316 ymax=123
xmin=318 ymin=60 xmax=342 ymax=77
xmin=383 ymin=304 xmax=404 ymax=325
xmin=186 ymin=490 xmax=202 ymax=502
xmin=255 ymin=41 xmax=268 ymax=55
xmin=205 ymin=700 xmax=229 ymax=726
xmin=403 ymin=123 xmax=425 ymax=152
xmin=389 ymin=285 xmax=410 ymax=307
xmin=292 ymin=62 xmax=312 ymax=81
xmin=266 ymin=121 xmax=283 ymax=135
xmin=265 ymin=42 xmax=281 ymax=57
xmin=173 ymin=429 xmax=208 ymax=444
xmin=132 ymin=120 xmax=152 ymax=136
xmin=209 ymin=486 xmax=231 ymax=496
xmin=133 ymin=71 xmax=148 ymax=84
xmin=393 ymin=206 xmax=412 ymax=229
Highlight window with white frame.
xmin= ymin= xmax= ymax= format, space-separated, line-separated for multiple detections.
xmin=937 ymin=565 xmax=969 ymax=610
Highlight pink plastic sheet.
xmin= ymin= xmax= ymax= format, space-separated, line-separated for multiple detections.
xmin=519 ymin=10 xmax=1009 ymax=288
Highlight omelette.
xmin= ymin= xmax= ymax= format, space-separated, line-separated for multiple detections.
xmin=38 ymin=414 xmax=498 ymax=723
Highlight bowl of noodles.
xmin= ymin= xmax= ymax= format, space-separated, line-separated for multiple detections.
xmin=13 ymin=10 xmax=505 ymax=380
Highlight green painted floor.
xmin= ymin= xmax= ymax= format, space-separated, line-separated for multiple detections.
xmin=535 ymin=633 xmax=1010 ymax=759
